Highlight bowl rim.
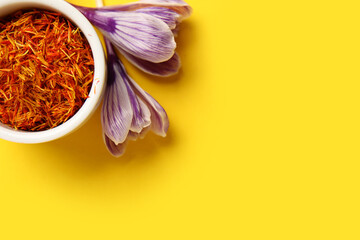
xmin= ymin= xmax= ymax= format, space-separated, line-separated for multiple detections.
xmin=0 ymin=0 xmax=106 ymax=143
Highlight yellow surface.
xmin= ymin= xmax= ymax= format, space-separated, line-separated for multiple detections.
xmin=1 ymin=0 xmax=360 ymax=239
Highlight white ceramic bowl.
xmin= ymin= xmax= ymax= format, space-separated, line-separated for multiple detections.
xmin=0 ymin=0 xmax=106 ymax=143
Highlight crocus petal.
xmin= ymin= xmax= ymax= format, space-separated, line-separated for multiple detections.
xmin=101 ymin=71 xmax=132 ymax=144
xmin=121 ymin=50 xmax=181 ymax=77
xmin=104 ymin=134 xmax=128 ymax=157
xmin=128 ymin=78 xmax=169 ymax=137
xmin=130 ymin=96 xmax=151 ymax=133
xmin=112 ymin=54 xmax=152 ymax=132
xmin=123 ymin=77 xmax=152 ymax=133
xmin=139 ymin=0 xmax=192 ymax=20
xmin=134 ymin=7 xmax=179 ymax=29
xmin=79 ymin=9 xmax=176 ymax=63
xmin=127 ymin=126 xmax=151 ymax=141
xmin=114 ymin=54 xmax=169 ymax=135
xmin=103 ymin=0 xmax=192 ymax=21
xmin=101 ymin=41 xmax=133 ymax=144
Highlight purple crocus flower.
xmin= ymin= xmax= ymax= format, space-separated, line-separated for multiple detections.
xmin=73 ymin=0 xmax=191 ymax=156
xmin=102 ymin=39 xmax=169 ymax=157
xmin=75 ymin=0 xmax=192 ymax=76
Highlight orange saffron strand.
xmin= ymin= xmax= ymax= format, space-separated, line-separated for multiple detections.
xmin=0 ymin=9 xmax=94 ymax=131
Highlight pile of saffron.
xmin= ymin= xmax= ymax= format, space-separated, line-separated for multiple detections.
xmin=0 ymin=9 xmax=94 ymax=131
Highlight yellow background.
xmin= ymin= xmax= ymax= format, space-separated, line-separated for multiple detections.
xmin=1 ymin=0 xmax=360 ymax=239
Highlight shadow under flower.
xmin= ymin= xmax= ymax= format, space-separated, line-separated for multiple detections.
xmin=43 ymin=107 xmax=176 ymax=177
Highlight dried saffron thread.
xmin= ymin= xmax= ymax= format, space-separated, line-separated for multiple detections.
xmin=0 ymin=9 xmax=94 ymax=131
